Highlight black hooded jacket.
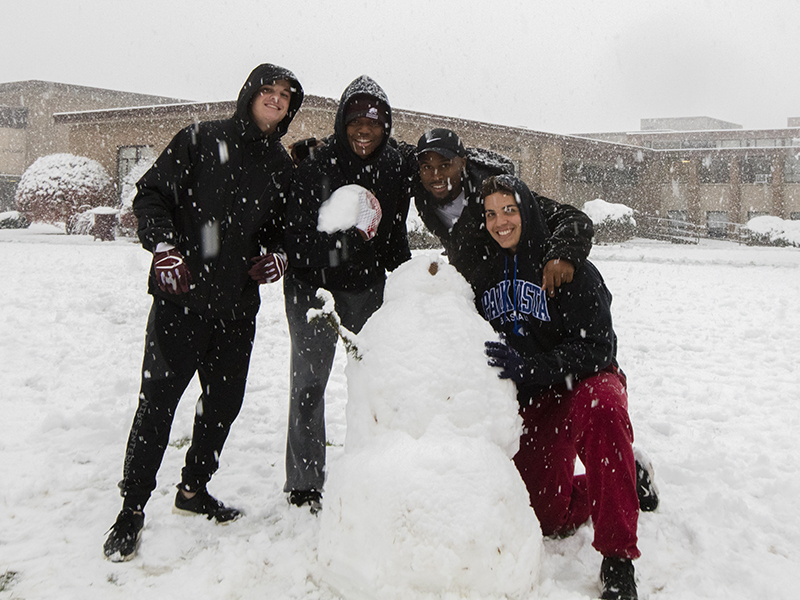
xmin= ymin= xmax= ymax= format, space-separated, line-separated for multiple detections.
xmin=470 ymin=175 xmax=617 ymax=393
xmin=285 ymin=75 xmax=411 ymax=291
xmin=410 ymin=147 xmax=594 ymax=283
xmin=133 ymin=63 xmax=303 ymax=320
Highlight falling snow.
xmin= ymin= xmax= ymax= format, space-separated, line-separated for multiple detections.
xmin=0 ymin=226 xmax=798 ymax=599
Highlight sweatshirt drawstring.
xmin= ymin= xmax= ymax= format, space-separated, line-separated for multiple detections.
xmin=504 ymin=255 xmax=522 ymax=337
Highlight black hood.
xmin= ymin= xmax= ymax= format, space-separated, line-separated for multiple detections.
xmin=235 ymin=63 xmax=304 ymax=141
xmin=333 ymin=75 xmax=392 ymax=165
xmin=483 ymin=174 xmax=550 ymax=268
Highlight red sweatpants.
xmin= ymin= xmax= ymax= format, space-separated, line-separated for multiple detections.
xmin=515 ymin=368 xmax=640 ymax=559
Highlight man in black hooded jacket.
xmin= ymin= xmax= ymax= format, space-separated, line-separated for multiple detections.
xmin=282 ymin=75 xmax=411 ymax=511
xmin=472 ymin=174 xmax=658 ymax=600
xmin=103 ymin=63 xmax=304 ymax=562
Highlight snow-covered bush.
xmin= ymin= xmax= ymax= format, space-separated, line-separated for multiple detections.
xmin=14 ymin=153 xmax=115 ymax=234
xmin=744 ymin=215 xmax=800 ymax=247
xmin=118 ymin=158 xmax=155 ymax=235
xmin=0 ymin=210 xmax=30 ymax=230
xmin=582 ymin=198 xmax=637 ymax=243
xmin=406 ymin=201 xmax=441 ymax=249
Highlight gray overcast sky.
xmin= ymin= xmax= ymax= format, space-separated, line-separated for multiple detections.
xmin=2 ymin=0 xmax=798 ymax=134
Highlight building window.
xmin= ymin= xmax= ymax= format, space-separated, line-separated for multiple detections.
xmin=681 ymin=140 xmax=716 ymax=149
xmin=740 ymin=156 xmax=772 ymax=184
xmin=790 ymin=212 xmax=800 ymax=220
xmin=0 ymin=107 xmax=27 ymax=129
xmin=562 ymin=160 xmax=638 ymax=186
xmin=698 ymin=156 xmax=730 ymax=183
xmin=564 ymin=161 xmax=603 ymax=184
xmin=117 ymin=145 xmax=155 ymax=185
xmin=667 ymin=210 xmax=690 ymax=235
xmin=785 ymin=155 xmax=800 ymax=183
xmin=652 ymin=140 xmax=680 ymax=150
xmin=747 ymin=211 xmax=769 ymax=221
xmin=707 ymin=211 xmax=729 ymax=238
xmin=0 ymin=175 xmax=20 ymax=211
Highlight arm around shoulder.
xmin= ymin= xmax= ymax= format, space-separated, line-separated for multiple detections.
xmin=536 ymin=194 xmax=594 ymax=271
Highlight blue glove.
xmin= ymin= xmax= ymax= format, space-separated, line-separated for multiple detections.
xmin=485 ymin=341 xmax=529 ymax=385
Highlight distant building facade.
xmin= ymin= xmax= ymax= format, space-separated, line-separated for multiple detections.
xmin=0 ymin=80 xmax=186 ymax=210
xmin=579 ymin=117 xmax=800 ymax=230
xmin=3 ymin=82 xmax=799 ymax=233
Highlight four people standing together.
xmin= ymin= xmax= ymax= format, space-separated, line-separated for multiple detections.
xmin=102 ymin=62 xmax=657 ymax=600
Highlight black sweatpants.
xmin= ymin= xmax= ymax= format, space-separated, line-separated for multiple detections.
xmin=119 ymin=297 xmax=255 ymax=512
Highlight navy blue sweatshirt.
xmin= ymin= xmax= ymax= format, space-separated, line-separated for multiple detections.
xmin=470 ymin=175 xmax=617 ymax=393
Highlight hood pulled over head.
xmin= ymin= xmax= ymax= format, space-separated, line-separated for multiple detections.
xmin=334 ymin=75 xmax=392 ymax=160
xmin=481 ymin=174 xmax=550 ymax=263
xmin=235 ymin=63 xmax=304 ymax=140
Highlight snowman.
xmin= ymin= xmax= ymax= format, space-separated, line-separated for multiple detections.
xmin=312 ymin=188 xmax=542 ymax=600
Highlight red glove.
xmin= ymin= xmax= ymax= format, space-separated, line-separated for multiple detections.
xmin=355 ymin=188 xmax=382 ymax=241
xmin=249 ymin=252 xmax=287 ymax=284
xmin=153 ymin=249 xmax=192 ymax=294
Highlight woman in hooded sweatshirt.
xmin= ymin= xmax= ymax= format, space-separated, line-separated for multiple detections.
xmin=103 ymin=63 xmax=304 ymax=563
xmin=282 ymin=76 xmax=411 ymax=512
xmin=471 ymin=174 xmax=657 ymax=600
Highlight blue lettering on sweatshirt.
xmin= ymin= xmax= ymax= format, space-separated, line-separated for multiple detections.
xmin=481 ymin=279 xmax=550 ymax=325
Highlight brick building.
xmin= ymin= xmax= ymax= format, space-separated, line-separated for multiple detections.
xmin=3 ymin=80 xmax=799 ymax=234
xmin=0 ymin=80 xmax=188 ymax=210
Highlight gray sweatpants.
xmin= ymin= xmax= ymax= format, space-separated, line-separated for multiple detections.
xmin=282 ymin=270 xmax=384 ymax=493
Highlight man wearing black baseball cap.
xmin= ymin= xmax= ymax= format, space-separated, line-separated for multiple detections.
xmin=413 ymin=128 xmax=594 ymax=289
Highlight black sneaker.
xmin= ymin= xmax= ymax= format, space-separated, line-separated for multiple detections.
xmin=173 ymin=488 xmax=241 ymax=523
xmin=599 ymin=556 xmax=638 ymax=600
xmin=633 ymin=447 xmax=660 ymax=512
xmin=288 ymin=489 xmax=322 ymax=515
xmin=103 ymin=508 xmax=144 ymax=562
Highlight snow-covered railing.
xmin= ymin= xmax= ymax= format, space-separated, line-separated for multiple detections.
xmin=635 ymin=215 xmax=702 ymax=244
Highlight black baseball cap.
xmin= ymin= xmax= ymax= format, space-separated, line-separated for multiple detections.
xmin=416 ymin=128 xmax=466 ymax=160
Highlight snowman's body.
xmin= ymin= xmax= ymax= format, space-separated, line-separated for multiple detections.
xmin=317 ymin=255 xmax=542 ymax=600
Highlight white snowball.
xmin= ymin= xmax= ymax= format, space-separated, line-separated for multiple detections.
xmin=317 ymin=184 xmax=366 ymax=233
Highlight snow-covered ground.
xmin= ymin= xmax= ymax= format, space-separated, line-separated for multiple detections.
xmin=1 ymin=225 xmax=798 ymax=599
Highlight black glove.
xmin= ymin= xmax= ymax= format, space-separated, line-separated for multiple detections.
xmin=289 ymin=137 xmax=319 ymax=165
xmin=485 ymin=340 xmax=529 ymax=385
xmin=153 ymin=249 xmax=192 ymax=294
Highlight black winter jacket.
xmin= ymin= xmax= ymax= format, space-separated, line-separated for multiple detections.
xmin=285 ymin=75 xmax=411 ymax=291
xmin=470 ymin=175 xmax=617 ymax=394
xmin=410 ymin=146 xmax=594 ymax=283
xmin=133 ymin=63 xmax=303 ymax=320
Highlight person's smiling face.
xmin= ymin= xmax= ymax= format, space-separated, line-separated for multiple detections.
xmin=346 ymin=116 xmax=384 ymax=158
xmin=485 ymin=191 xmax=522 ymax=253
xmin=418 ymin=151 xmax=466 ymax=205
xmin=249 ymin=80 xmax=291 ymax=133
